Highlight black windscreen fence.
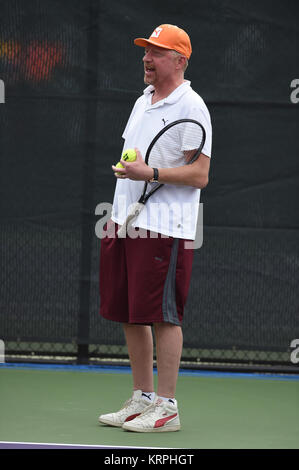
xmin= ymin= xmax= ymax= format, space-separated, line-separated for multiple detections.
xmin=0 ymin=0 xmax=298 ymax=370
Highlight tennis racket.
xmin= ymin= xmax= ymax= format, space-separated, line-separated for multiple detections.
xmin=117 ymin=118 xmax=206 ymax=237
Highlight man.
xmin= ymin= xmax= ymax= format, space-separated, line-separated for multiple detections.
xmin=99 ymin=24 xmax=212 ymax=432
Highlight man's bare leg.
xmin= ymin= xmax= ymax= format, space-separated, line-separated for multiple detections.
xmin=153 ymin=323 xmax=183 ymax=398
xmin=123 ymin=323 xmax=154 ymax=392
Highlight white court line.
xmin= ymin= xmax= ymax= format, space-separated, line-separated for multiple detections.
xmin=0 ymin=440 xmax=167 ymax=449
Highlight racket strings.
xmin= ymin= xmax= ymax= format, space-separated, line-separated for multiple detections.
xmin=147 ymin=121 xmax=204 ymax=169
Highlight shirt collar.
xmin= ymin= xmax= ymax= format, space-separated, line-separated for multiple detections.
xmin=143 ymin=80 xmax=191 ymax=105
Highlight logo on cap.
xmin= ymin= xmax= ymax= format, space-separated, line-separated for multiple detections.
xmin=151 ymin=27 xmax=163 ymax=38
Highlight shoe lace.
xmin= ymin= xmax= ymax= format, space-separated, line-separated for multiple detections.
xmin=138 ymin=401 xmax=161 ymax=418
xmin=120 ymin=397 xmax=135 ymax=411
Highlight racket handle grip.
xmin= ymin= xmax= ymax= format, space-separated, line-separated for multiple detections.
xmin=117 ymin=202 xmax=145 ymax=238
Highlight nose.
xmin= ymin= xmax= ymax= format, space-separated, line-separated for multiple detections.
xmin=143 ymin=50 xmax=152 ymax=62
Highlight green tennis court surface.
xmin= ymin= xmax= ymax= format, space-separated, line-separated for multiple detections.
xmin=0 ymin=365 xmax=298 ymax=449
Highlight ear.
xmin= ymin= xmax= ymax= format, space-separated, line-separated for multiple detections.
xmin=176 ymin=55 xmax=187 ymax=71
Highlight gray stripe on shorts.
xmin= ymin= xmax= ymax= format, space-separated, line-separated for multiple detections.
xmin=162 ymin=238 xmax=181 ymax=325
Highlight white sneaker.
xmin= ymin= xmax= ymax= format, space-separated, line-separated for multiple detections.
xmin=122 ymin=397 xmax=181 ymax=432
xmin=98 ymin=390 xmax=152 ymax=427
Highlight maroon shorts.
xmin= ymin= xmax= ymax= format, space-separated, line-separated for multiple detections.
xmin=99 ymin=221 xmax=194 ymax=325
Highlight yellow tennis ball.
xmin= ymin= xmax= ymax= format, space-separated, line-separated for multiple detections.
xmin=121 ymin=149 xmax=137 ymax=162
xmin=115 ymin=149 xmax=137 ymax=175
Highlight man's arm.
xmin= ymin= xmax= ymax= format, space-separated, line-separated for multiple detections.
xmin=156 ymin=153 xmax=210 ymax=189
xmin=112 ymin=149 xmax=210 ymax=189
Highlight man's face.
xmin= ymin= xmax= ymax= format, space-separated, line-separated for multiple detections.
xmin=143 ymin=45 xmax=178 ymax=86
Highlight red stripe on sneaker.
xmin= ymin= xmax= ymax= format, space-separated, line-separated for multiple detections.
xmin=125 ymin=413 xmax=140 ymax=422
xmin=154 ymin=413 xmax=178 ymax=428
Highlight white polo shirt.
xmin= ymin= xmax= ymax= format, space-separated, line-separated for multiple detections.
xmin=111 ymin=80 xmax=212 ymax=240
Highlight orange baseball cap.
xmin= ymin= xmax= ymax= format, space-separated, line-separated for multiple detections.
xmin=134 ymin=24 xmax=192 ymax=59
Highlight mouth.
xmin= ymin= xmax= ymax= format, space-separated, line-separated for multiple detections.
xmin=144 ymin=65 xmax=155 ymax=75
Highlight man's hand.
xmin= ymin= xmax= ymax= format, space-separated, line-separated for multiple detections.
xmin=112 ymin=148 xmax=153 ymax=181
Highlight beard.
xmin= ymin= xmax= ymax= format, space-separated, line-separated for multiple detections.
xmin=144 ymin=74 xmax=153 ymax=85
xmin=144 ymin=69 xmax=156 ymax=85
